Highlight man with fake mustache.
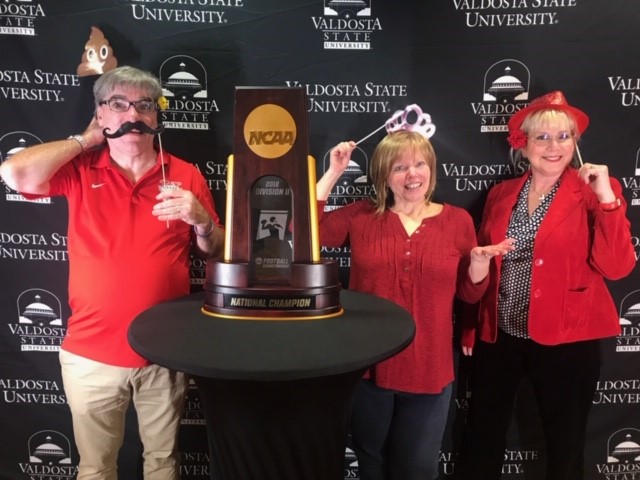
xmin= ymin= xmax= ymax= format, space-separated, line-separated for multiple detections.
xmin=0 ymin=66 xmax=224 ymax=480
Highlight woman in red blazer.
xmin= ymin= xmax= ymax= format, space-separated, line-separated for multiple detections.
xmin=458 ymin=91 xmax=635 ymax=480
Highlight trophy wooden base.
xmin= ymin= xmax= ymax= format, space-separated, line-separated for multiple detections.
xmin=203 ymin=260 xmax=343 ymax=320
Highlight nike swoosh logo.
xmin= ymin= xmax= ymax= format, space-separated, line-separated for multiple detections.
xmin=91 ymin=183 xmax=106 ymax=189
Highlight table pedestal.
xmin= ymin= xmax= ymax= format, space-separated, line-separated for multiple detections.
xmin=196 ymin=370 xmax=364 ymax=480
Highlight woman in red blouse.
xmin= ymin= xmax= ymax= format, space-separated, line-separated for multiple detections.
xmin=316 ymin=130 xmax=514 ymax=480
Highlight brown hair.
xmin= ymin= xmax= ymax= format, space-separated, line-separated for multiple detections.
xmin=369 ymin=131 xmax=437 ymax=215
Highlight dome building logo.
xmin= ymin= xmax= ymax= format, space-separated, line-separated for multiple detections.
xmin=617 ymin=290 xmax=640 ymax=352
xmin=18 ymin=293 xmax=61 ymax=326
xmin=158 ymin=56 xmax=219 ymax=131
xmin=7 ymin=289 xmax=65 ymax=352
xmin=608 ymin=432 xmax=640 ymax=464
xmin=595 ymin=429 xmax=640 ymax=477
xmin=471 ymin=59 xmax=531 ymax=133
xmin=15 ymin=430 xmax=77 ymax=479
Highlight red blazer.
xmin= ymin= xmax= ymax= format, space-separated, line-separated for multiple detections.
xmin=463 ymin=168 xmax=635 ymax=348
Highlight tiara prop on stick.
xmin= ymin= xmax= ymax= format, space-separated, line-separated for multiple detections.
xmin=355 ymin=104 xmax=436 ymax=145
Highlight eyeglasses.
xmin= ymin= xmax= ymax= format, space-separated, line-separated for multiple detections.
xmin=99 ymin=97 xmax=158 ymax=113
xmin=530 ymin=131 xmax=574 ymax=146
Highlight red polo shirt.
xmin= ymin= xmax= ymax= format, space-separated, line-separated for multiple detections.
xmin=31 ymin=146 xmax=219 ymax=367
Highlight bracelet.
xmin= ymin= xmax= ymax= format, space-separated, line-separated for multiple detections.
xmin=599 ymin=198 xmax=621 ymax=212
xmin=67 ymin=134 xmax=86 ymax=152
xmin=194 ymin=220 xmax=215 ymax=238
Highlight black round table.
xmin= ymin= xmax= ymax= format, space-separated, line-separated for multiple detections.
xmin=128 ymin=289 xmax=415 ymax=480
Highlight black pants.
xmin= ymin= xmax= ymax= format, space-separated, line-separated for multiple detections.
xmin=457 ymin=330 xmax=601 ymax=480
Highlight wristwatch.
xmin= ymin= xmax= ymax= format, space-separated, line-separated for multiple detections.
xmin=67 ymin=134 xmax=87 ymax=152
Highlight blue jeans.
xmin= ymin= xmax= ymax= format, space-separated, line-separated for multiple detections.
xmin=350 ymin=379 xmax=452 ymax=480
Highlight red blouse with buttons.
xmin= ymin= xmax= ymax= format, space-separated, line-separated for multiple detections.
xmin=319 ymin=200 xmax=487 ymax=394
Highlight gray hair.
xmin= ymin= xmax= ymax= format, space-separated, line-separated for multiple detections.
xmin=93 ymin=66 xmax=162 ymax=108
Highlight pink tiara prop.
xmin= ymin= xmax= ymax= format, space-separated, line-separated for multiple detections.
xmin=355 ymin=104 xmax=436 ymax=145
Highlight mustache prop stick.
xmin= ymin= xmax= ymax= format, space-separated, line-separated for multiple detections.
xmin=102 ymin=120 xmax=165 ymax=138
xmin=104 ymin=120 xmax=172 ymax=227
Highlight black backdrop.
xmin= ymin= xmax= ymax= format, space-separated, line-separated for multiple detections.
xmin=1 ymin=1 xmax=639 ymax=479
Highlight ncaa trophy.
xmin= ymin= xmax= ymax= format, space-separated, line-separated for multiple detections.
xmin=203 ymin=87 xmax=342 ymax=319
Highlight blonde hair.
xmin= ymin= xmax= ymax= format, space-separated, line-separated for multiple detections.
xmin=369 ymin=131 xmax=437 ymax=215
xmin=520 ymin=109 xmax=580 ymax=141
xmin=512 ymin=109 xmax=582 ymax=169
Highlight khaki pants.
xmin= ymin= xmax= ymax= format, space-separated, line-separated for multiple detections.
xmin=59 ymin=349 xmax=188 ymax=480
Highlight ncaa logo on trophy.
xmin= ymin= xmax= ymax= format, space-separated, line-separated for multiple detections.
xmin=203 ymin=87 xmax=342 ymax=320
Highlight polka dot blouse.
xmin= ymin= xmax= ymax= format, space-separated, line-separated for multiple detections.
xmin=497 ymin=176 xmax=560 ymax=338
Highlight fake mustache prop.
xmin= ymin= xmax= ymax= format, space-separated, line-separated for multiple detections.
xmin=102 ymin=121 xmax=165 ymax=139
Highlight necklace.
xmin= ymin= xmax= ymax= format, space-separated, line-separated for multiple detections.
xmin=530 ymin=190 xmax=547 ymax=202
xmin=529 ymin=184 xmax=554 ymax=202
